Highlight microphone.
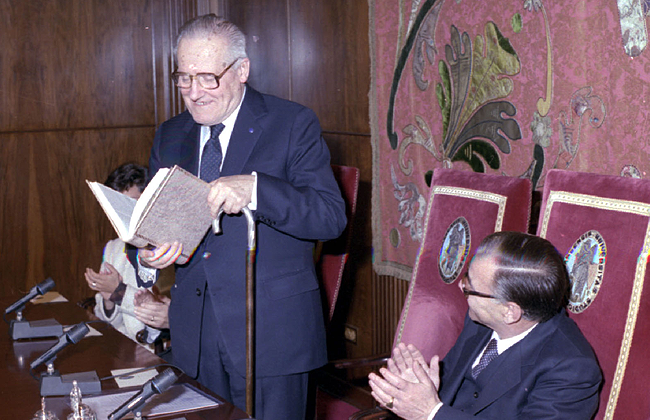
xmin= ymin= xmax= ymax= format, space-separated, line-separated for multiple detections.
xmin=30 ymin=322 xmax=89 ymax=370
xmin=5 ymin=277 xmax=56 ymax=315
xmin=108 ymin=368 xmax=178 ymax=420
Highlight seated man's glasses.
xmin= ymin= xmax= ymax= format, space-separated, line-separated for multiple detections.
xmin=172 ymin=58 xmax=239 ymax=90
xmin=461 ymin=273 xmax=496 ymax=299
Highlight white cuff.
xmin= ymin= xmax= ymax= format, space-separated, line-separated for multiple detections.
xmin=427 ymin=402 xmax=443 ymax=420
xmin=249 ymin=171 xmax=258 ymax=210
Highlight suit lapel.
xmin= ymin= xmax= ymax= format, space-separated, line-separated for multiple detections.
xmin=471 ymin=345 xmax=523 ymax=412
xmin=179 ymin=114 xmax=202 ymax=175
xmin=441 ymin=329 xmax=491 ymax=403
xmin=221 ymin=86 xmax=265 ymax=177
xmin=469 ymin=314 xmax=561 ymax=414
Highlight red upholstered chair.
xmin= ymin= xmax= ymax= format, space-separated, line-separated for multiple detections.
xmin=537 ymin=169 xmax=650 ymax=420
xmin=347 ymin=168 xmax=532 ymax=418
xmin=313 ymin=165 xmax=361 ymax=420
xmin=393 ymin=168 xmax=532 ymax=362
xmin=317 ymin=164 xmax=360 ymax=322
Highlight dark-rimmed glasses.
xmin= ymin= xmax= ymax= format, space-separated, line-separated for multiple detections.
xmin=461 ymin=273 xmax=496 ymax=299
xmin=172 ymin=59 xmax=239 ymax=89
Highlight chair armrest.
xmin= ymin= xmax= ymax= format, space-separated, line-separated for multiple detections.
xmin=331 ymin=352 xmax=390 ymax=370
xmin=76 ymin=296 xmax=96 ymax=311
xmin=349 ymin=406 xmax=400 ymax=420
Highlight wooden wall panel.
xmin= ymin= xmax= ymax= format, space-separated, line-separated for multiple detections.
xmin=0 ymin=135 xmax=31 ymax=298
xmin=151 ymin=0 xmax=206 ymax=126
xmin=0 ymin=0 xmax=155 ymax=131
xmin=289 ymin=0 xmax=371 ymax=134
xmin=226 ymin=0 xmax=292 ymax=99
xmin=0 ymin=129 xmax=154 ymax=299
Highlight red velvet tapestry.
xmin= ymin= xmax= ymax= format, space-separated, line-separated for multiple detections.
xmin=371 ymin=0 xmax=650 ymax=279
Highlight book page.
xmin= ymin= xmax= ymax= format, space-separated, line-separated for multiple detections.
xmin=87 ymin=181 xmax=137 ymax=239
xmin=131 ymin=167 xmax=170 ymax=233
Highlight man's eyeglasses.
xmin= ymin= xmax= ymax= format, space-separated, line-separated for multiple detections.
xmin=172 ymin=59 xmax=239 ymax=89
xmin=461 ymin=274 xmax=496 ymax=299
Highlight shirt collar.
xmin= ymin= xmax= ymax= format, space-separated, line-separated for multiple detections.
xmin=492 ymin=322 xmax=538 ymax=354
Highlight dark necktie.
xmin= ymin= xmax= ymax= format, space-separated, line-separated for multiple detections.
xmin=200 ymin=123 xmax=225 ymax=182
xmin=471 ymin=338 xmax=498 ymax=378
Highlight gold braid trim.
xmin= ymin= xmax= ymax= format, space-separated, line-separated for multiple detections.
xmin=397 ymin=186 xmax=507 ymax=343
xmin=431 ymin=186 xmax=507 ymax=231
xmin=539 ymin=191 xmax=650 ymax=420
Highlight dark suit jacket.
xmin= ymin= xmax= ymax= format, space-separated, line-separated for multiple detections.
xmin=436 ymin=310 xmax=602 ymax=419
xmin=148 ymin=86 xmax=347 ymax=378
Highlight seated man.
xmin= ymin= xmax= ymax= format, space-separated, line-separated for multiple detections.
xmin=369 ymin=231 xmax=602 ymax=419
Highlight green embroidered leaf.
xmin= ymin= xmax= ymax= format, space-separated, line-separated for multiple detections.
xmin=441 ymin=26 xmax=473 ymax=152
xmin=459 ymin=22 xmax=520 ymax=129
xmin=452 ymin=140 xmax=501 ymax=172
xmin=436 ymin=60 xmax=452 ymax=140
xmin=448 ymin=101 xmax=522 ymax=158
xmin=493 ymin=23 xmax=517 ymax=56
xmin=511 ymin=13 xmax=523 ymax=34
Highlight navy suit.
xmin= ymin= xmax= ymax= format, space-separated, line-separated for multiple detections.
xmin=436 ymin=310 xmax=602 ymax=419
xmin=148 ymin=86 xmax=346 ymax=415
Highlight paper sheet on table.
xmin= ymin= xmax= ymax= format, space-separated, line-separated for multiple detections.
xmin=31 ymin=291 xmax=68 ymax=304
xmin=111 ymin=368 xmax=159 ymax=388
xmin=63 ymin=323 xmax=102 ymax=337
xmin=83 ymin=383 xmax=220 ymax=419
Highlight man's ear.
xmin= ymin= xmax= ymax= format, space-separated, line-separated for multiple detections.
xmin=238 ymin=58 xmax=250 ymax=83
xmin=503 ymin=302 xmax=523 ymax=325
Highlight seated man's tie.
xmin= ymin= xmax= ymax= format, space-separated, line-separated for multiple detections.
xmin=471 ymin=338 xmax=498 ymax=378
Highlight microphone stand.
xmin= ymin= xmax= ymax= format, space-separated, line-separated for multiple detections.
xmin=39 ymin=362 xmax=101 ymax=397
xmin=30 ymin=322 xmax=101 ymax=396
xmin=9 ymin=306 xmax=63 ymax=340
xmin=108 ymin=368 xmax=178 ymax=420
xmin=5 ymin=277 xmax=63 ymax=340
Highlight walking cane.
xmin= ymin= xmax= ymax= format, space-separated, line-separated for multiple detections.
xmin=212 ymin=207 xmax=256 ymax=417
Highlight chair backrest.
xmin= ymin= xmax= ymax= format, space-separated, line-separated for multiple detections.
xmin=538 ymin=169 xmax=650 ymax=420
xmin=394 ymin=169 xmax=532 ymax=361
xmin=317 ymin=164 xmax=360 ymax=322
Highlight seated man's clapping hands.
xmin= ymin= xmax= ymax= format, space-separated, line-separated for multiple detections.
xmin=368 ymin=343 xmax=442 ymax=420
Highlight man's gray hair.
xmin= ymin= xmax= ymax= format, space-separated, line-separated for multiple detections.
xmin=174 ymin=14 xmax=247 ymax=65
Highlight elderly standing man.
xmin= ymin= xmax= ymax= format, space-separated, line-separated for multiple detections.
xmin=137 ymin=14 xmax=347 ymax=420
xmin=369 ymin=231 xmax=602 ymax=419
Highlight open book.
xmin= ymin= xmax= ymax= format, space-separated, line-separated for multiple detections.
xmin=87 ymin=165 xmax=214 ymax=264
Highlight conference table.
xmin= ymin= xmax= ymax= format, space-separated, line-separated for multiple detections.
xmin=0 ymin=295 xmax=250 ymax=419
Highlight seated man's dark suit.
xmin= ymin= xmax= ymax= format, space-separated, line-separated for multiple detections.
xmin=436 ymin=309 xmax=602 ymax=419
xmin=148 ymin=85 xmax=347 ymax=413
